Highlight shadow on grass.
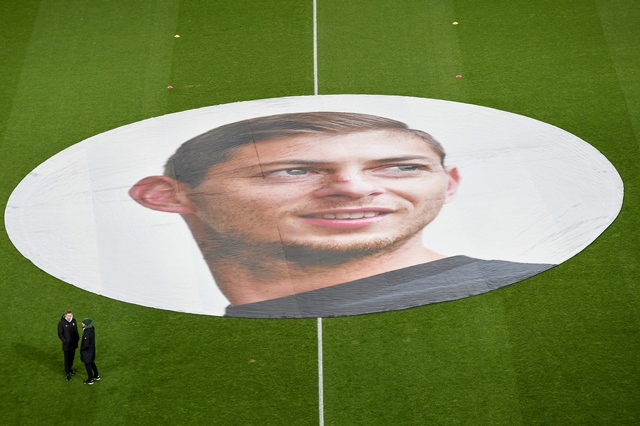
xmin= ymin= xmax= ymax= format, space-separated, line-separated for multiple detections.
xmin=13 ymin=342 xmax=63 ymax=374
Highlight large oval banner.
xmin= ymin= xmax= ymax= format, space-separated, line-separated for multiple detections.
xmin=5 ymin=95 xmax=623 ymax=318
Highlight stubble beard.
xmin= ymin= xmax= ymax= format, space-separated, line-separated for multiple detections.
xmin=279 ymin=231 xmax=423 ymax=267
xmin=189 ymin=191 xmax=447 ymax=267
xmin=195 ymin=218 xmax=429 ymax=269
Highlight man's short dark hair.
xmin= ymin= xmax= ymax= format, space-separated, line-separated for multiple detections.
xmin=165 ymin=111 xmax=446 ymax=188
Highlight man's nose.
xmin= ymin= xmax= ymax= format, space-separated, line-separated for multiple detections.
xmin=313 ymin=173 xmax=384 ymax=198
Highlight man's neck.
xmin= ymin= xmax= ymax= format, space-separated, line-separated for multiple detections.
xmin=207 ymin=237 xmax=445 ymax=306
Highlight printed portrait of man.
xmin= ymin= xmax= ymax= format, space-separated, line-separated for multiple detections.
xmin=129 ymin=111 xmax=554 ymax=318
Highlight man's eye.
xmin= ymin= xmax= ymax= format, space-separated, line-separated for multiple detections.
xmin=395 ymin=165 xmax=419 ymax=171
xmin=266 ymin=168 xmax=311 ymax=178
xmin=284 ymin=168 xmax=308 ymax=175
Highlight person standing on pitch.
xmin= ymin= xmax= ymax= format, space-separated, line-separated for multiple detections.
xmin=80 ymin=318 xmax=100 ymax=385
xmin=57 ymin=309 xmax=79 ymax=381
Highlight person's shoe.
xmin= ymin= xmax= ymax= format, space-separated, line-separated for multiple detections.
xmin=70 ymin=370 xmax=76 ymax=376
xmin=66 ymin=374 xmax=71 ymax=381
xmin=83 ymin=380 xmax=94 ymax=385
xmin=93 ymin=376 xmax=101 ymax=381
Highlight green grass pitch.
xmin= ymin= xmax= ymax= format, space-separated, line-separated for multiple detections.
xmin=1 ymin=0 xmax=639 ymax=424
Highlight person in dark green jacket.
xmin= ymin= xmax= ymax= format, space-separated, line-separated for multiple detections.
xmin=80 ymin=318 xmax=100 ymax=385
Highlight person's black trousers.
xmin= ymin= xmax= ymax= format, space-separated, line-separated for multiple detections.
xmin=84 ymin=362 xmax=99 ymax=381
xmin=63 ymin=349 xmax=76 ymax=374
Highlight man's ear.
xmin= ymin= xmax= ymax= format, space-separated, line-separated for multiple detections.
xmin=129 ymin=176 xmax=197 ymax=214
xmin=444 ymin=166 xmax=461 ymax=203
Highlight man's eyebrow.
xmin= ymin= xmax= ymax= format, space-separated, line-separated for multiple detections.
xmin=255 ymin=155 xmax=442 ymax=168
xmin=210 ymin=160 xmax=323 ymax=175
xmin=256 ymin=160 xmax=328 ymax=167
xmin=367 ymin=155 xmax=442 ymax=164
xmin=208 ymin=155 xmax=444 ymax=177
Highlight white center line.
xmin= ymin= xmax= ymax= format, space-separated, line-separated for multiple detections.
xmin=313 ymin=3 xmax=324 ymax=425
xmin=313 ymin=0 xmax=319 ymax=96
xmin=317 ymin=317 xmax=324 ymax=426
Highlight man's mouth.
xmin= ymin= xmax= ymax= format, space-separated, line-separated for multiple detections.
xmin=300 ymin=208 xmax=393 ymax=229
xmin=313 ymin=211 xmax=384 ymax=220
xmin=300 ymin=209 xmax=393 ymax=229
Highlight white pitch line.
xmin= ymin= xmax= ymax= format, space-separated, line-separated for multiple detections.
xmin=317 ymin=317 xmax=325 ymax=426
xmin=313 ymin=0 xmax=319 ymax=96
xmin=313 ymin=2 xmax=324 ymax=425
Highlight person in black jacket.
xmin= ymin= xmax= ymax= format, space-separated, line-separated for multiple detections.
xmin=80 ymin=318 xmax=100 ymax=385
xmin=57 ymin=309 xmax=79 ymax=381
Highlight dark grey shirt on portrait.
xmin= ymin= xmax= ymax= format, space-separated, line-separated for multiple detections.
xmin=225 ymin=256 xmax=554 ymax=318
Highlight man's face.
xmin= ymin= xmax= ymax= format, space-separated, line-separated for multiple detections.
xmin=65 ymin=313 xmax=73 ymax=321
xmin=187 ymin=130 xmax=458 ymax=255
